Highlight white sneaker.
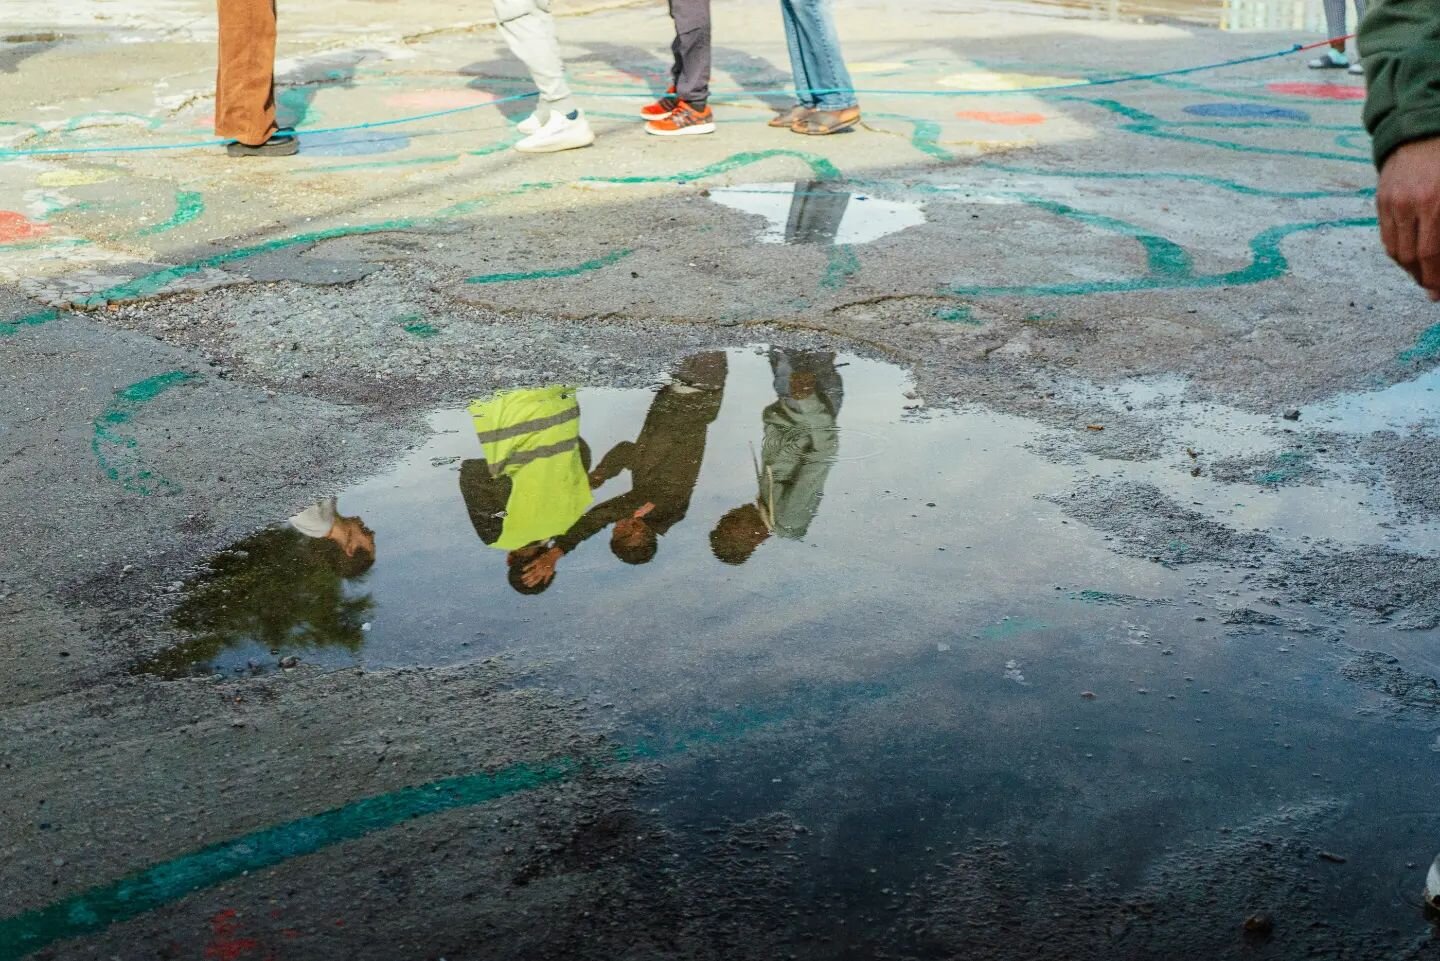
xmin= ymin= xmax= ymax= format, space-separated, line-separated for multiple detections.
xmin=514 ymin=110 xmax=595 ymax=153
xmin=516 ymin=111 xmax=549 ymax=136
xmin=1347 ymin=61 xmax=1364 ymax=76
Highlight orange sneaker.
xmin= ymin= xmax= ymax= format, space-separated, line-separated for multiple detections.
xmin=641 ymin=86 xmax=679 ymax=118
xmin=645 ymin=100 xmax=715 ymax=137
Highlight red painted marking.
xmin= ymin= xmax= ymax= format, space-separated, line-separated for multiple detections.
xmin=204 ymin=909 xmax=264 ymax=961
xmin=1265 ymin=82 xmax=1366 ymax=101
xmin=0 ymin=211 xmax=48 ymax=244
xmin=383 ymin=89 xmax=497 ymax=110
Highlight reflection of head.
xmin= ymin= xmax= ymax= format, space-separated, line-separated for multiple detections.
xmin=611 ymin=517 xmax=658 ymax=565
xmin=505 ymin=544 xmax=554 ymax=595
xmin=323 ymin=515 xmax=376 ymax=573
xmin=308 ymin=534 xmax=375 ymax=578
xmin=710 ymin=503 xmax=771 ymax=565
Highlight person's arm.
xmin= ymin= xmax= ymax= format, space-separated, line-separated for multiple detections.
xmin=588 ymin=441 xmax=636 ymax=488
xmin=1362 ymin=0 xmax=1440 ymax=297
xmin=553 ymin=492 xmax=642 ymax=554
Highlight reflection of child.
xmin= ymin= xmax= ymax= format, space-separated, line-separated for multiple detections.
xmin=289 ymin=497 xmax=376 ymax=575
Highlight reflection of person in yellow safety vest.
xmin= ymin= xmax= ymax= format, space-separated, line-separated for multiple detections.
xmin=458 ymin=386 xmax=593 ymax=594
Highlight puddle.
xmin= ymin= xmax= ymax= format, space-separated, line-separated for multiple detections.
xmin=707 ymin=182 xmax=925 ymax=246
xmin=144 ymin=346 xmax=1440 ymax=944
xmin=155 ymin=347 xmax=1439 ymax=679
xmin=1302 ymin=367 xmax=1440 ymax=436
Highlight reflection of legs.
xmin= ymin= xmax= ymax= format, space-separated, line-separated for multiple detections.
xmin=215 ymin=0 xmax=278 ymax=144
xmin=784 ymin=182 xmax=851 ymax=245
xmin=494 ymin=0 xmax=576 ymax=117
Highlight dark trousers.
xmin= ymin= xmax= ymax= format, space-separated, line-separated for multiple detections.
xmin=666 ymin=0 xmax=711 ymax=108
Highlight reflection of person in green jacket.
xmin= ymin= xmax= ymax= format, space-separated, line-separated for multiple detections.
xmin=520 ymin=353 xmax=727 ymax=583
xmin=710 ymin=349 xmax=842 ymax=565
xmin=458 ymin=386 xmax=593 ymax=594
xmin=1361 ymin=0 xmax=1440 ymax=299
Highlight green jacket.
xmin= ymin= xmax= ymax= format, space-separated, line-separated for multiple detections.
xmin=1360 ymin=0 xmax=1440 ymax=167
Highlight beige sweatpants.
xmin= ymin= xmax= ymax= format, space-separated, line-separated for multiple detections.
xmin=492 ymin=0 xmax=576 ymax=115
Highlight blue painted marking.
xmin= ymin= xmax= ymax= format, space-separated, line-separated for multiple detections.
xmin=1182 ymin=102 xmax=1310 ymax=122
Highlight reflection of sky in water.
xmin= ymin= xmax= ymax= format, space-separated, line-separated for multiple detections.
xmin=1303 ymin=367 xmax=1440 ymax=436
xmin=165 ymin=349 xmax=1440 ymax=685
xmin=708 ymin=183 xmax=926 ymax=246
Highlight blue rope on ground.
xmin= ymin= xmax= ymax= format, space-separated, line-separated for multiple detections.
xmin=0 ymin=42 xmax=1314 ymax=159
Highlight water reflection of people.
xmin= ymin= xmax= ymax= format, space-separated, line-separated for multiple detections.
xmin=459 ymin=386 xmax=593 ymax=594
xmin=784 ymin=181 xmax=850 ymax=245
xmin=711 ymin=348 xmax=842 ymax=564
xmin=143 ymin=505 xmax=376 ymax=676
xmin=521 ymin=353 xmax=727 ymax=582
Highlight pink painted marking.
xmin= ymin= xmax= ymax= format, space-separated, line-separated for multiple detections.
xmin=955 ymin=109 xmax=1048 ymax=126
xmin=383 ymin=89 xmax=497 ymax=110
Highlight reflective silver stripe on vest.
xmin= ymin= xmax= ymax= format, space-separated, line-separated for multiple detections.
xmin=475 ymin=404 xmax=580 ymax=444
xmin=488 ymin=437 xmax=581 ymax=476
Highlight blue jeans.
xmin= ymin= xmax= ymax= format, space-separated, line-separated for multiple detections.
xmin=779 ymin=0 xmax=857 ymax=110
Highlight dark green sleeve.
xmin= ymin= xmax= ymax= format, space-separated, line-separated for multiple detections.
xmin=1361 ymin=0 xmax=1440 ymax=167
xmin=554 ymin=492 xmax=642 ymax=554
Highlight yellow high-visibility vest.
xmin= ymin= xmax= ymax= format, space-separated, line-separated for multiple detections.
xmin=468 ymin=386 xmax=593 ymax=551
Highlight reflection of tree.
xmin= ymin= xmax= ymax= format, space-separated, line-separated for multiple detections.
xmin=141 ymin=527 xmax=374 ymax=677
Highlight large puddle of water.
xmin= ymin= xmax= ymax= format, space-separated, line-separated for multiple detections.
xmin=147 ymin=347 xmax=1440 ymax=946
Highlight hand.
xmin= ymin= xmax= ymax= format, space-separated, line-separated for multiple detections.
xmin=521 ymin=547 xmax=562 ymax=588
xmin=1377 ymin=137 xmax=1440 ymax=300
xmin=588 ymin=469 xmax=605 ymax=489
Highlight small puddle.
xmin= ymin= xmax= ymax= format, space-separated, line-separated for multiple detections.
xmin=1302 ymin=367 xmax=1440 ymax=436
xmin=707 ymin=182 xmax=925 ymax=246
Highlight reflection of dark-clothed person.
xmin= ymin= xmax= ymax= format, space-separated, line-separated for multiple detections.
xmin=759 ymin=349 xmax=842 ymax=539
xmin=555 ymin=353 xmax=726 ymax=554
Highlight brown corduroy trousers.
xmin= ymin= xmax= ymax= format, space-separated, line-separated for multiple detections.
xmin=215 ymin=0 xmax=278 ymax=145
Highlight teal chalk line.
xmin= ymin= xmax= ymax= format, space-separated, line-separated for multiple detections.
xmin=0 ymin=682 xmax=888 ymax=959
xmin=90 ymin=370 xmax=196 ymax=494
xmin=0 ymin=760 xmax=580 ymax=961
xmin=947 ymin=216 xmax=1377 ymax=298
xmin=0 ymin=42 xmax=1308 ymax=159
xmin=467 ymin=248 xmax=632 ymax=284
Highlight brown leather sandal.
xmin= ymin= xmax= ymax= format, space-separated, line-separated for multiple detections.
xmin=793 ymin=106 xmax=861 ymax=136
xmin=768 ymin=104 xmax=815 ymax=128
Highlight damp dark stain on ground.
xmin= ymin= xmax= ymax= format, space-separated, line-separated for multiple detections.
xmin=123 ymin=346 xmax=1440 ymax=958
